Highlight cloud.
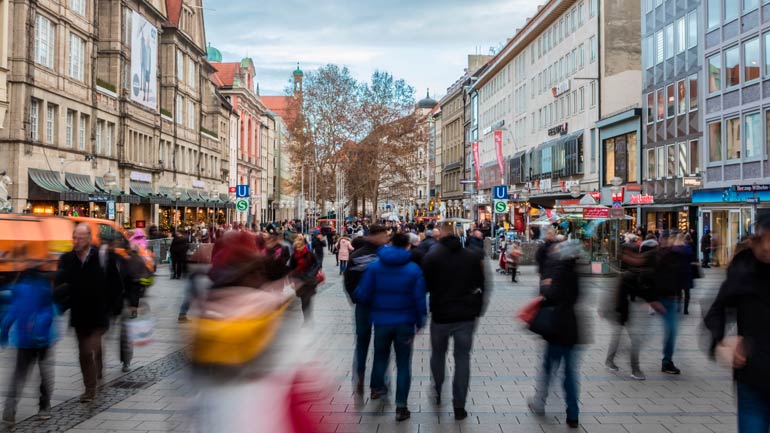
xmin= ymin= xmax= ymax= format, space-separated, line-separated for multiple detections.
xmin=204 ymin=0 xmax=540 ymax=97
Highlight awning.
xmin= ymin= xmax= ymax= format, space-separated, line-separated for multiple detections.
xmin=28 ymin=168 xmax=88 ymax=202
xmin=65 ymin=173 xmax=98 ymax=194
xmin=129 ymin=181 xmax=154 ymax=198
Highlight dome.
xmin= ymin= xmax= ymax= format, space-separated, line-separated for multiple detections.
xmin=206 ymin=44 xmax=222 ymax=62
xmin=417 ymin=89 xmax=437 ymax=109
xmin=293 ymin=62 xmax=303 ymax=76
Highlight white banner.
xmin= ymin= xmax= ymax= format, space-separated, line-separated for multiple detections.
xmin=130 ymin=11 xmax=158 ymax=110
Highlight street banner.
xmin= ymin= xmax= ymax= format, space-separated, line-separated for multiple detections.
xmin=472 ymin=141 xmax=480 ymax=189
xmin=494 ymin=130 xmax=504 ymax=179
xmin=130 ymin=11 xmax=158 ymax=110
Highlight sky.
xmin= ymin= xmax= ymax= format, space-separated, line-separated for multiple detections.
xmin=203 ymin=0 xmax=542 ymax=99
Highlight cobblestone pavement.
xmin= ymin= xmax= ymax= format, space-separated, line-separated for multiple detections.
xmin=0 ymin=254 xmax=739 ymax=433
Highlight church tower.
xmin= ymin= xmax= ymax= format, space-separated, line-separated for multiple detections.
xmin=293 ymin=63 xmax=303 ymax=95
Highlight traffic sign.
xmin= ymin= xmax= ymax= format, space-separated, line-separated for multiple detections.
xmin=493 ymin=200 xmax=508 ymax=214
xmin=228 ymin=186 xmax=236 ymax=193
xmin=107 ymin=201 xmax=115 ymax=220
xmin=493 ymin=185 xmax=508 ymax=200
xmin=236 ymin=199 xmax=250 ymax=212
xmin=235 ymin=184 xmax=250 ymax=198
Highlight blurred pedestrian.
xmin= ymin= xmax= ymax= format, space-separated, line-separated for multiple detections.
xmin=120 ymin=243 xmax=153 ymax=372
xmin=704 ymin=214 xmax=770 ymax=433
xmin=673 ymin=234 xmax=696 ymax=315
xmin=506 ymin=241 xmax=521 ymax=283
xmin=653 ymin=234 xmax=688 ymax=375
xmin=129 ymin=228 xmax=148 ymax=249
xmin=701 ymin=230 xmax=712 ymax=268
xmin=336 ymin=234 xmax=354 ymax=274
xmin=535 ymin=228 xmax=557 ymax=276
xmin=290 ymin=236 xmax=321 ymax=324
xmin=344 ymin=224 xmax=389 ymax=394
xmin=418 ymin=224 xmax=436 ymax=254
xmin=422 ymin=224 xmax=487 ymax=420
xmin=354 ymin=233 xmax=427 ymax=421
xmin=466 ymin=229 xmax=485 ymax=253
xmin=311 ymin=232 xmax=326 ymax=269
xmin=1 ymin=266 xmax=56 ymax=424
xmin=170 ymin=230 xmax=189 ymax=279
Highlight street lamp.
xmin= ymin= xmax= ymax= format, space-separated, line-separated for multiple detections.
xmin=173 ymin=184 xmax=183 ymax=231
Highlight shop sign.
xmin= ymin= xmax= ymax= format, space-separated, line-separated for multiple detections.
xmin=630 ymin=194 xmax=654 ymax=205
xmin=192 ymin=180 xmax=206 ymax=189
xmin=609 ymin=208 xmax=625 ymax=219
xmin=548 ymin=123 xmax=568 ymax=136
xmin=583 ymin=207 xmax=609 ymax=219
xmin=107 ymin=201 xmax=115 ymax=220
xmin=130 ymin=171 xmax=152 ymax=183
xmin=552 ymin=80 xmax=570 ymax=98
xmin=228 ymin=186 xmax=236 ymax=193
xmin=135 ymin=220 xmax=146 ymax=228
xmin=736 ymin=184 xmax=770 ymax=192
xmin=563 ymin=180 xmax=580 ymax=192
xmin=589 ymin=191 xmax=601 ymax=201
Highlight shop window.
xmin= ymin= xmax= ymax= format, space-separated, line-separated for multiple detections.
xmin=687 ymin=11 xmax=697 ymax=49
xmin=666 ymin=84 xmax=675 ymax=118
xmin=677 ymin=80 xmax=686 ymax=115
xmin=725 ymin=45 xmax=740 ymax=88
xmin=708 ymin=121 xmax=722 ymax=162
xmin=726 ymin=117 xmax=741 ymax=160
xmin=603 ymin=132 xmax=637 ymax=185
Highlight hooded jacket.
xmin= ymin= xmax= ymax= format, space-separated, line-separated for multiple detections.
xmin=353 ymin=246 xmax=427 ymax=328
xmin=539 ymin=252 xmax=582 ymax=346
xmin=0 ymin=271 xmax=57 ymax=348
xmin=704 ymin=248 xmax=770 ymax=398
xmin=343 ymin=240 xmax=381 ymax=302
xmin=422 ymin=236 xmax=486 ymax=324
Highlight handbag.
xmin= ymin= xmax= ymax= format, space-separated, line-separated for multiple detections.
xmin=691 ymin=263 xmax=703 ymax=279
xmin=528 ymin=301 xmax=560 ymax=340
xmin=124 ymin=302 xmax=155 ymax=346
xmin=316 ymin=269 xmax=325 ymax=284
xmin=515 ymin=296 xmax=543 ymax=325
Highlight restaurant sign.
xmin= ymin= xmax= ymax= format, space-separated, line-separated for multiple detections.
xmin=629 ymin=194 xmax=654 ymax=205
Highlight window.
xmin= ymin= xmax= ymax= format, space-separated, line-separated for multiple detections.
xmin=578 ymin=43 xmax=585 ymax=68
xmin=176 ymin=49 xmax=184 ymax=81
xmin=665 ymin=24 xmax=674 ymax=59
xmin=30 ymin=100 xmax=39 ymax=141
xmin=657 ymin=88 xmax=665 ymax=120
xmin=707 ymin=0 xmax=720 ymax=28
xmin=95 ymin=120 xmax=103 ymax=154
xmin=677 ymin=18 xmax=686 ymax=54
xmin=589 ymin=36 xmax=597 ymax=62
xmin=687 ymin=11 xmax=697 ymax=49
xmin=656 ymin=147 xmax=665 ymax=178
xmin=106 ymin=123 xmax=113 ymax=157
xmin=590 ymin=81 xmax=597 ymax=107
xmin=745 ymin=112 xmax=761 ymax=158
xmin=647 ymin=92 xmax=654 ymax=123
xmin=689 ymin=75 xmax=698 ymax=111
xmin=579 ymin=86 xmax=585 ymax=111
xmin=572 ymin=90 xmax=578 ymax=113
xmin=744 ymin=38 xmax=760 ymax=82
xmin=68 ymin=34 xmax=85 ymax=81
xmin=678 ymin=142 xmax=687 ymax=177
xmin=78 ymin=114 xmax=87 ymax=150
xmin=765 ymin=33 xmax=770 ymax=76
xmin=69 ymin=0 xmax=85 ymax=15
xmin=667 ymin=84 xmax=675 ymax=118
xmin=677 ymin=80 xmax=686 ymax=114
xmin=744 ymin=0 xmax=759 ymax=13
xmin=188 ymin=57 xmax=196 ymax=89
xmin=187 ymin=100 xmax=195 ymax=129
xmin=725 ymin=45 xmax=740 ymax=87
xmin=726 ymin=117 xmax=741 ymax=159
xmin=604 ymin=138 xmax=616 ymax=183
xmin=726 ymin=0 xmax=739 ymax=22
xmin=34 ymin=15 xmax=55 ymax=68
xmin=689 ymin=140 xmax=699 ymax=175
xmin=589 ymin=0 xmax=596 ymax=17
xmin=66 ymin=111 xmax=74 ymax=148
xmin=46 ymin=104 xmax=56 ymax=144
xmin=655 ymin=30 xmax=664 ymax=64
xmin=667 ymin=144 xmax=676 ymax=178
xmin=644 ymin=36 xmax=654 ymax=68
xmin=708 ymin=54 xmax=722 ymax=92
xmin=708 ymin=121 xmax=722 ymax=162
xmin=176 ymin=95 xmax=183 ymax=124
xmin=578 ymin=2 xmax=584 ymax=25
xmin=647 ymin=148 xmax=655 ymax=180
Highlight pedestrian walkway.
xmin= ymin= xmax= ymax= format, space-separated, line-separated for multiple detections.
xmin=0 ymin=257 xmax=738 ymax=433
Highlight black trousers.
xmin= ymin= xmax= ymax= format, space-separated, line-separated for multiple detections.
xmin=3 ymin=348 xmax=53 ymax=416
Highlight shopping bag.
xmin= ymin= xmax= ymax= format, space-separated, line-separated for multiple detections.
xmin=515 ymin=296 xmax=543 ymax=325
xmin=125 ymin=305 xmax=155 ymax=346
xmin=315 ymin=269 xmax=326 ymax=285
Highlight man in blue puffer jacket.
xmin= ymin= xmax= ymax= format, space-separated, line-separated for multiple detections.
xmin=1 ymin=268 xmax=57 ymax=425
xmin=354 ymin=232 xmax=426 ymax=422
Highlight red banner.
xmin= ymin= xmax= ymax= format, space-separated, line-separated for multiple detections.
xmin=582 ymin=207 xmax=610 ymax=219
xmin=472 ymin=141 xmax=480 ymax=189
xmin=494 ymin=130 xmax=504 ymax=179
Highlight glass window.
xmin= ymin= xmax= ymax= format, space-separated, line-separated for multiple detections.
xmin=708 ymin=121 xmax=722 ymax=162
xmin=744 ymin=38 xmax=760 ymax=82
xmin=589 ymin=0 xmax=596 ymax=17
xmin=46 ymin=104 xmax=56 ymax=143
xmin=678 ymin=142 xmax=687 ymax=177
xmin=34 ymin=15 xmax=55 ymax=68
xmin=744 ymin=0 xmax=759 ymax=13
xmin=604 ymin=138 xmax=615 ymax=183
xmin=708 ymin=54 xmax=722 ymax=92
xmin=667 ymin=84 xmax=675 ymax=118
xmin=188 ymin=58 xmax=196 ymax=89
xmin=677 ymin=80 xmax=686 ymax=114
xmin=628 ymin=133 xmax=638 ymax=183
xmin=725 ymin=0 xmax=739 ymax=22
xmin=689 ymin=140 xmax=699 ymax=175
xmin=176 ymin=95 xmax=183 ymax=124
xmin=725 ymin=45 xmax=740 ymax=87
xmin=78 ymin=114 xmax=87 ymax=150
xmin=677 ymin=17 xmax=686 ymax=54
xmin=657 ymin=88 xmax=665 ymax=121
xmin=644 ymin=36 xmax=654 ymax=68
xmin=745 ymin=112 xmax=761 ymax=158
xmin=707 ymin=0 xmax=720 ymax=28
xmin=187 ymin=101 xmax=195 ymax=129
xmin=665 ymin=24 xmax=674 ymax=59
xmin=69 ymin=0 xmax=85 ymax=15
xmin=176 ymin=50 xmax=184 ymax=81
xmin=765 ymin=33 xmax=770 ymax=76
xmin=66 ymin=110 xmax=74 ymax=148
xmin=655 ymin=30 xmax=664 ymax=64
xmin=689 ymin=74 xmax=698 ymax=111
xmin=657 ymin=147 xmax=666 ymax=178
xmin=667 ymin=144 xmax=676 ymax=177
xmin=687 ymin=11 xmax=697 ymax=49
xmin=647 ymin=92 xmax=654 ymax=123
xmin=30 ymin=99 xmax=39 ymax=141
xmin=726 ymin=117 xmax=741 ymax=159
xmin=647 ymin=149 xmax=655 ymax=180
xmin=578 ymin=2 xmax=584 ymax=25
xmin=590 ymin=36 xmax=597 ymax=62
xmin=590 ymin=81 xmax=597 ymax=106
xmin=68 ymin=33 xmax=85 ymax=81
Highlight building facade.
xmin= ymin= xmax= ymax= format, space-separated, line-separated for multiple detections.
xmin=696 ymin=0 xmax=770 ymax=264
xmin=0 ymin=0 xmax=8 ymax=130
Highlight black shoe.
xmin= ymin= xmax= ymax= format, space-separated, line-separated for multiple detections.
xmin=567 ymin=418 xmax=579 ymax=428
xmin=395 ymin=407 xmax=411 ymax=422
xmin=177 ymin=314 xmax=189 ymax=323
xmin=370 ymin=389 xmax=386 ymax=400
xmin=355 ymin=379 xmax=364 ymax=395
xmin=662 ymin=362 xmax=681 ymax=375
xmin=122 ymin=363 xmax=131 ymax=373
xmin=605 ymin=360 xmax=619 ymax=372
xmin=454 ymin=407 xmax=468 ymax=420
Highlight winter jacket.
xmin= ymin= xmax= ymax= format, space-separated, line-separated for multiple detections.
xmin=535 ymin=240 xmax=556 ymax=276
xmin=654 ymin=246 xmax=689 ymax=298
xmin=170 ymin=235 xmax=189 ymax=260
xmin=704 ymin=248 xmax=770 ymax=398
xmin=539 ymin=255 xmax=582 ymax=346
xmin=311 ymin=237 xmax=325 ymax=261
xmin=336 ymin=238 xmax=354 ymax=262
xmin=0 ymin=271 xmax=57 ymax=348
xmin=422 ymin=236 xmax=486 ymax=324
xmin=343 ymin=240 xmax=381 ymax=303
xmin=467 ymin=236 xmax=485 ymax=254
xmin=353 ymin=246 xmax=427 ymax=328
xmin=289 ymin=246 xmax=318 ymax=298
xmin=701 ymin=233 xmax=712 ymax=253
xmin=417 ymin=237 xmax=436 ymax=255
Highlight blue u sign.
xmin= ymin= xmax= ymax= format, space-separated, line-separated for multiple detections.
xmin=236 ymin=184 xmax=250 ymax=198
xmin=493 ymin=185 xmax=508 ymax=200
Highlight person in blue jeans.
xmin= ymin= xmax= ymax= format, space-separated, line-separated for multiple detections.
xmin=705 ymin=214 xmax=770 ymax=433
xmin=354 ymin=233 xmax=426 ymax=422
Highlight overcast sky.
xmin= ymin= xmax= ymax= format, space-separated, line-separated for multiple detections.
xmin=203 ymin=0 xmax=541 ymax=99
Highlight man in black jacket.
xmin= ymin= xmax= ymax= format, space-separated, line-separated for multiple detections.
xmin=54 ymin=223 xmax=126 ymax=403
xmin=705 ymin=215 xmax=770 ymax=432
xmin=422 ymin=224 xmax=487 ymax=420
xmin=169 ymin=230 xmax=188 ymax=279
xmin=343 ymin=224 xmax=388 ymax=394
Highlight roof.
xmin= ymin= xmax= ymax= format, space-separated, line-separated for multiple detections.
xmin=210 ymin=62 xmax=239 ymax=87
xmin=165 ymin=0 xmax=182 ymax=26
xmin=207 ymin=44 xmax=222 ymax=62
xmin=262 ymin=96 xmax=295 ymax=123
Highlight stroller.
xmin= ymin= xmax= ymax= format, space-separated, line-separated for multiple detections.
xmin=497 ymin=240 xmax=521 ymax=282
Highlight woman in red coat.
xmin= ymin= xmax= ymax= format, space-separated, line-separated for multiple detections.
xmin=290 ymin=236 xmax=319 ymax=324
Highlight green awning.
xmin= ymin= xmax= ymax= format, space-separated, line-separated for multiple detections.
xmin=65 ymin=173 xmax=98 ymax=194
xmin=28 ymin=168 xmax=88 ymax=202
xmin=129 ymin=181 xmax=154 ymax=198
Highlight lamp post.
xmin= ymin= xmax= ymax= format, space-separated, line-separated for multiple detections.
xmin=173 ymin=184 xmax=183 ymax=231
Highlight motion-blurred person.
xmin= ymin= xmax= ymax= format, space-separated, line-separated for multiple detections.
xmin=418 ymin=224 xmax=436 ymax=254
xmin=408 ymin=233 xmax=425 ymax=266
xmin=529 ymin=240 xmax=584 ymax=429
xmin=120 ymin=243 xmax=153 ymax=372
xmin=1 ymin=266 xmax=56 ymax=424
xmin=467 ymin=229 xmax=485 ymax=253
xmin=354 ymin=233 xmax=427 ymax=421
xmin=344 ymin=224 xmax=388 ymax=394
xmin=701 ymin=230 xmax=712 ymax=268
xmin=264 ymin=225 xmax=292 ymax=282
xmin=654 ymin=234 xmax=688 ymax=375
xmin=704 ymin=214 xmax=770 ymax=433
xmin=290 ymin=235 xmax=321 ymax=324
xmin=170 ymin=230 xmax=189 ymax=279
xmin=422 ymin=224 xmax=486 ymax=420
xmin=336 ymin=233 xmax=354 ymax=274
xmin=311 ymin=232 xmax=326 ymax=269
xmin=535 ymin=228 xmax=557 ymax=276
xmin=506 ymin=241 xmax=521 ymax=283
xmin=129 ymin=228 xmax=148 ymax=249
xmin=54 ymin=223 xmax=125 ymax=403
xmin=673 ymin=234 xmax=696 ymax=315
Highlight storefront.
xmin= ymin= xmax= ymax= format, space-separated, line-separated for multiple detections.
xmin=27 ymin=168 xmax=89 ymax=215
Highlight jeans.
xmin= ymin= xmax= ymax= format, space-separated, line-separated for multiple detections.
xmin=737 ymin=382 xmax=770 ymax=433
xmin=340 ymin=260 xmax=348 ymax=274
xmin=371 ymin=323 xmax=415 ymax=407
xmin=76 ymin=328 xmax=106 ymax=392
xmin=430 ymin=320 xmax=476 ymax=408
xmin=353 ymin=304 xmax=372 ymax=385
xmin=3 ymin=348 xmax=53 ymax=417
xmin=534 ymin=343 xmax=580 ymax=421
xmin=660 ymin=298 xmax=678 ymax=364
